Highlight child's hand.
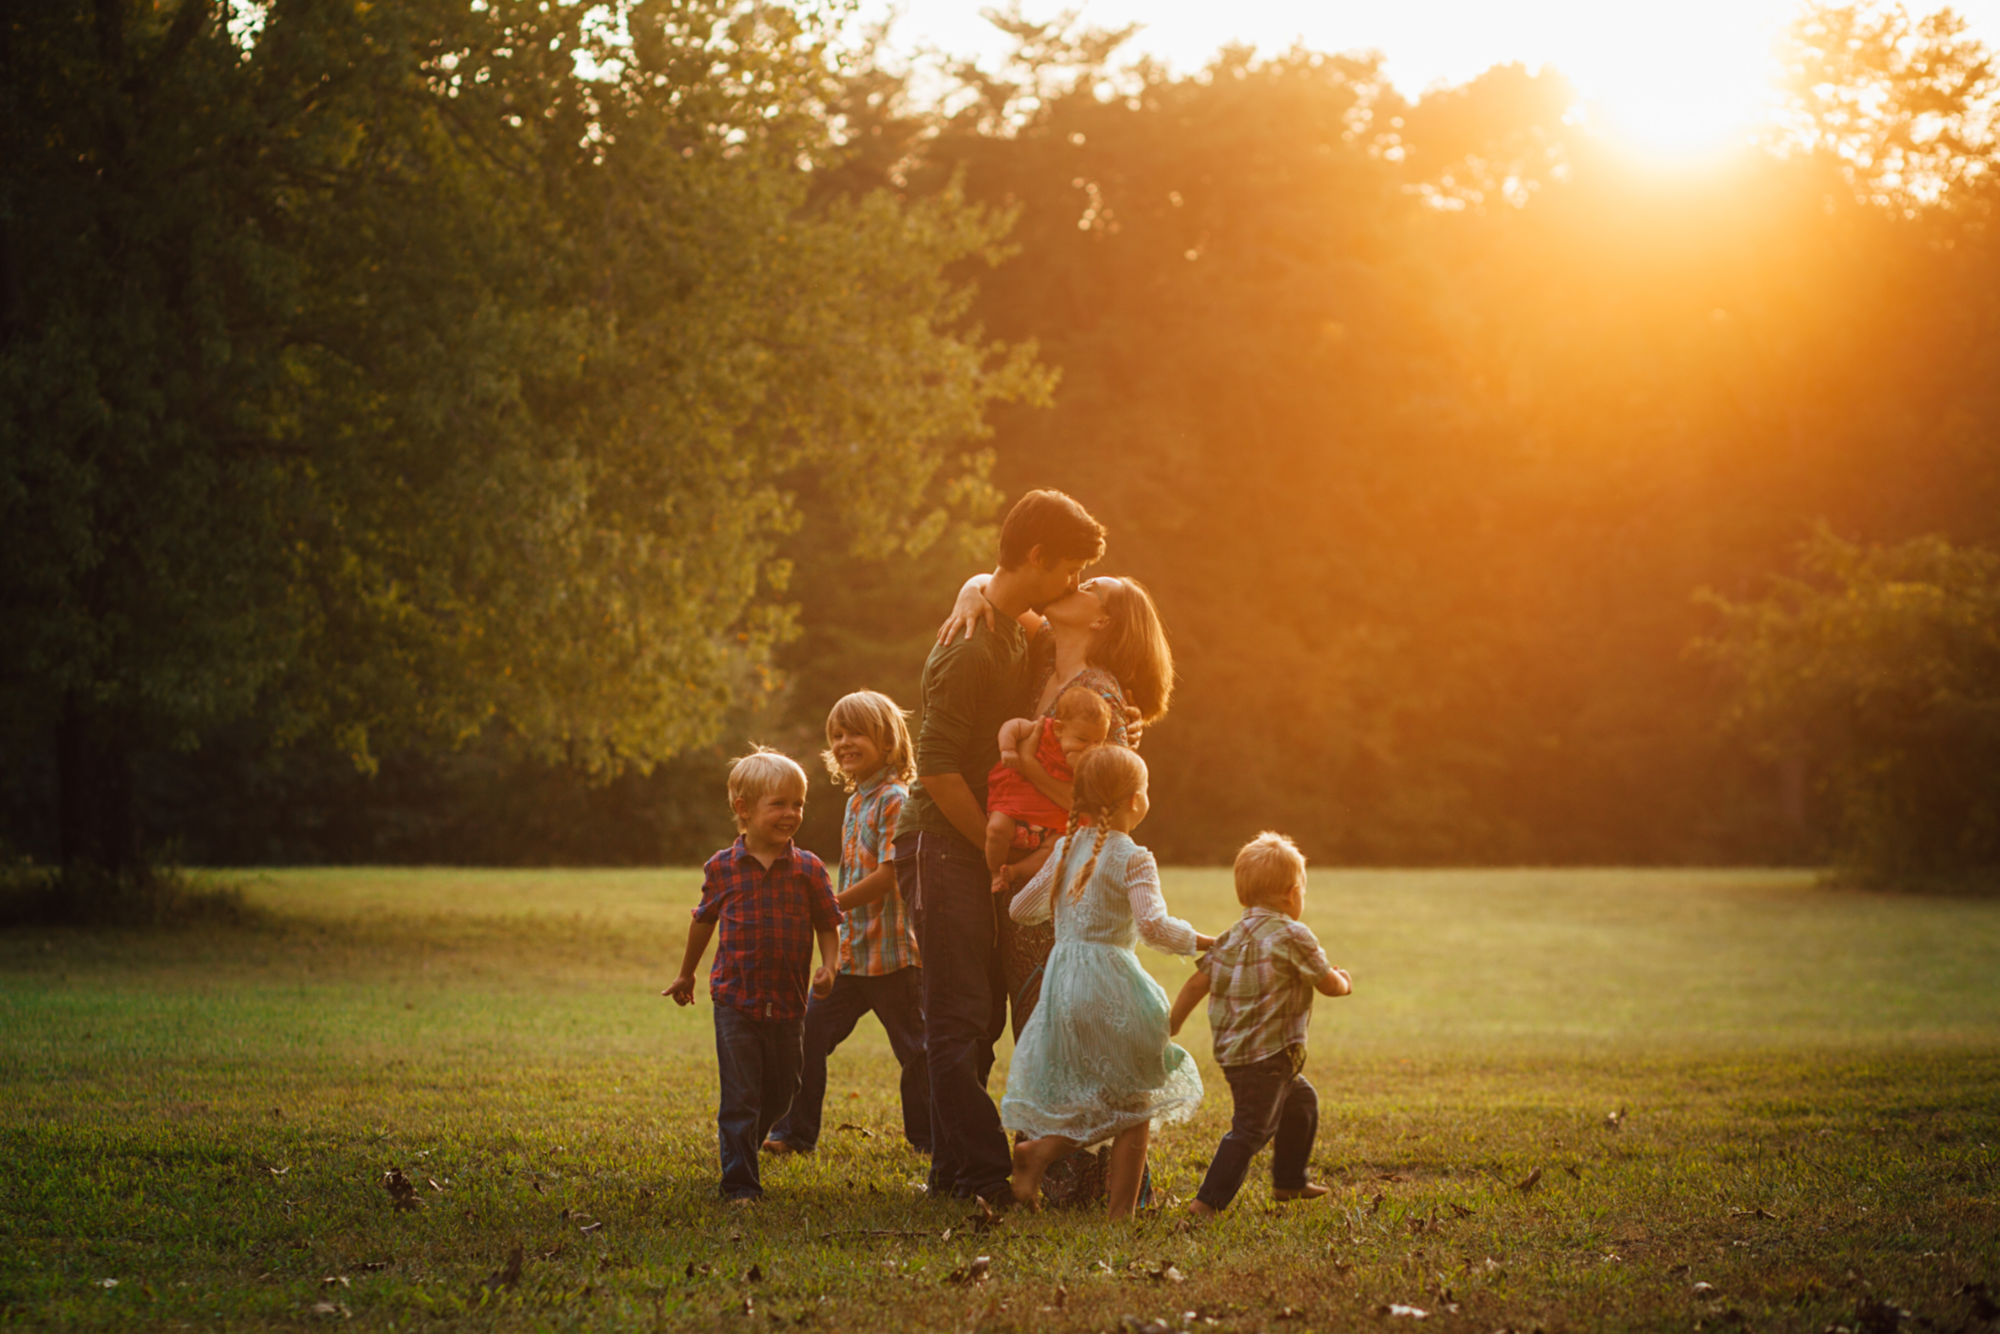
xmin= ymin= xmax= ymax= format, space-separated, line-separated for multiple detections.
xmin=811 ymin=965 xmax=836 ymax=998
xmin=664 ymin=974 xmax=696 ymax=1006
xmin=1193 ymin=932 xmax=1217 ymax=951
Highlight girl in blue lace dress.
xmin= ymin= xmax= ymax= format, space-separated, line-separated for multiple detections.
xmin=1002 ymin=745 xmax=1216 ymax=1218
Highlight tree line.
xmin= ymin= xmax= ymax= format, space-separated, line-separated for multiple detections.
xmin=3 ymin=0 xmax=1995 ymax=892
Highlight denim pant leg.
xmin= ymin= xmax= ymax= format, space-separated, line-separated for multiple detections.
xmin=904 ymin=833 xmax=1011 ymax=1198
xmin=769 ymin=975 xmax=872 ymax=1152
xmin=1194 ymin=1053 xmax=1294 ymax=1211
xmin=1269 ymin=1075 xmax=1319 ymax=1191
xmin=713 ymin=1004 xmax=767 ymax=1199
xmin=754 ymin=1015 xmax=804 ymax=1148
xmin=867 ymin=966 xmax=932 ymax=1152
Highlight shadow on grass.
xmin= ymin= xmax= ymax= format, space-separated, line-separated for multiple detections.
xmin=0 ymin=860 xmax=266 ymax=931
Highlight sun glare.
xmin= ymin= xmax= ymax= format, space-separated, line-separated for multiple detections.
xmin=1564 ymin=8 xmax=1783 ymax=160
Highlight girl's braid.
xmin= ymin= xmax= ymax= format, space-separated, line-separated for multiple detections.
xmin=1066 ymin=816 xmax=1115 ymax=903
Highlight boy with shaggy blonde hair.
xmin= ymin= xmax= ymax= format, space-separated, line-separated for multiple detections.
xmin=1170 ymin=832 xmax=1351 ymax=1215
xmin=667 ymin=747 xmax=842 ymax=1201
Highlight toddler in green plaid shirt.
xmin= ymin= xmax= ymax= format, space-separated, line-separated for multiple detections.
xmin=1170 ymin=832 xmax=1351 ymax=1215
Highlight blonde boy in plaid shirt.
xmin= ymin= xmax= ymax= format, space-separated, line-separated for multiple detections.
xmin=1170 ymin=832 xmax=1351 ymax=1215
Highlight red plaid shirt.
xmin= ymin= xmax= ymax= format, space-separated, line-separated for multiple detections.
xmin=693 ymin=837 xmax=842 ymax=1021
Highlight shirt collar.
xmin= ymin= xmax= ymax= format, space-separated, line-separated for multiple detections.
xmin=1243 ymin=905 xmax=1293 ymax=924
xmin=730 ymin=834 xmax=796 ymax=869
xmin=852 ymin=768 xmax=893 ymax=801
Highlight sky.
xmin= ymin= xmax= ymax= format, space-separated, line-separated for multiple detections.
xmin=865 ymin=0 xmax=2000 ymax=155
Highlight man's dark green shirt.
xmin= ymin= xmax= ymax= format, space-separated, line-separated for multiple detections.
xmin=895 ymin=618 xmax=1034 ymax=848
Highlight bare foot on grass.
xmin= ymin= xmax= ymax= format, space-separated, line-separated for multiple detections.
xmin=1009 ymin=1136 xmax=1069 ymax=1210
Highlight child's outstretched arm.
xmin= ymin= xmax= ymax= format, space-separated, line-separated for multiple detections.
xmin=664 ymin=920 xmax=717 ymax=1005
xmin=1169 ymin=971 xmax=1210 ymax=1036
xmin=1315 ymin=965 xmax=1353 ymax=998
xmin=836 ymin=862 xmax=896 ymax=911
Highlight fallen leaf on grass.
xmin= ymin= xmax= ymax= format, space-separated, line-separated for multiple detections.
xmin=481 ymin=1244 xmax=523 ymax=1294
xmin=319 ymin=1276 xmax=350 ymax=1288
xmin=97 ymin=1279 xmax=118 ymax=1290
xmin=268 ymin=1166 xmax=290 ymax=1178
xmin=1447 ymin=1202 xmax=1474 ymax=1219
xmin=381 ymin=1167 xmax=421 ymax=1212
xmin=1561 ymin=1163 xmax=1582 ymax=1180
xmin=1147 ymin=1262 xmax=1186 ymax=1283
xmin=946 ymin=1256 xmax=991 ymax=1286
xmin=1377 ymin=1172 xmax=1409 ymax=1183
xmin=834 ymin=1123 xmax=877 ymax=1138
xmin=426 ymin=1178 xmax=444 ymax=1192
xmin=739 ymin=1295 xmax=754 ymax=1317
xmin=744 ymin=1264 xmax=763 ymax=1283
xmin=1273 ymin=1308 xmax=1303 ymax=1322
xmin=1729 ymin=1206 xmax=1779 ymax=1221
xmin=1605 ymin=1107 xmax=1626 ymax=1130
xmin=1368 ymin=1192 xmax=1385 ymax=1214
xmin=1051 ymin=1285 xmax=1068 ymax=1310
xmin=1377 ymin=1302 xmax=1428 ymax=1319
xmin=1513 ymin=1168 xmax=1542 ymax=1193
xmin=1120 ymin=1318 xmax=1172 ymax=1334
xmin=356 ymin=1261 xmax=390 ymax=1273
xmin=530 ymin=1180 xmax=544 ymax=1195
xmin=1693 ymin=1282 xmax=1720 ymax=1300
xmin=965 ymin=1198 xmax=1007 ymax=1232
xmin=578 ymin=1221 xmax=603 ymax=1235
xmin=310 ymin=1301 xmax=350 ymax=1319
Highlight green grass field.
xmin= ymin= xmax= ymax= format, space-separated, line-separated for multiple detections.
xmin=3 ymin=867 xmax=1997 ymax=1332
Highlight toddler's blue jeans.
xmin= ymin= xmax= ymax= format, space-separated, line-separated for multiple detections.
xmin=713 ymin=1003 xmax=804 ymax=1199
xmin=1194 ymin=1052 xmax=1318 ymax=1211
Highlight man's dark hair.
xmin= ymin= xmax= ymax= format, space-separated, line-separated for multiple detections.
xmin=997 ymin=490 xmax=1107 ymax=568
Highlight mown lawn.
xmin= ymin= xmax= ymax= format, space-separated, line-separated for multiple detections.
xmin=2 ymin=867 xmax=1996 ymax=1332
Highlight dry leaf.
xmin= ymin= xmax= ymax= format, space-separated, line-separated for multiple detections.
xmin=1052 ymin=1285 xmax=1068 ymax=1310
xmin=1378 ymin=1302 xmax=1428 ymax=1319
xmin=947 ymin=1256 xmax=991 ymax=1286
xmin=578 ymin=1222 xmax=603 ymax=1235
xmin=1148 ymin=1261 xmax=1186 ymax=1283
xmin=319 ymin=1276 xmax=349 ymax=1289
xmin=97 ymin=1279 xmax=118 ymax=1290
xmin=268 ymin=1166 xmax=290 ymax=1178
xmin=1377 ymin=1172 xmax=1409 ymax=1183
xmin=1729 ymin=1207 xmax=1778 ymax=1221
xmin=1273 ymin=1308 xmax=1303 ymax=1322
xmin=1693 ymin=1282 xmax=1720 ymax=1300
xmin=1605 ymin=1107 xmax=1626 ymax=1130
xmin=744 ymin=1264 xmax=763 ymax=1283
xmin=1448 ymin=1202 xmax=1474 ymax=1218
xmin=1513 ymin=1168 xmax=1542 ymax=1193
xmin=381 ymin=1167 xmax=421 ymax=1212
xmin=834 ymin=1123 xmax=877 ymax=1139
xmin=1367 ymin=1191 xmax=1385 ymax=1214
xmin=310 ymin=1301 xmax=350 ymax=1319
xmin=1561 ymin=1164 xmax=1582 ymax=1179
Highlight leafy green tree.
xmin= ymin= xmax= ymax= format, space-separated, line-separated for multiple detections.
xmin=0 ymin=0 xmax=1040 ymax=885
xmin=1701 ymin=530 xmax=2000 ymax=884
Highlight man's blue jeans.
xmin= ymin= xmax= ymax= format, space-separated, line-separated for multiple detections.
xmin=713 ymin=1003 xmax=804 ymax=1199
xmin=1194 ymin=1051 xmax=1319 ymax=1211
xmin=768 ymin=966 xmax=931 ymax=1153
xmin=898 ymin=831 xmax=1011 ymax=1200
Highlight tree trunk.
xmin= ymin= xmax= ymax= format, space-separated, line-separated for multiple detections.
xmin=57 ymin=694 xmax=142 ymax=882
